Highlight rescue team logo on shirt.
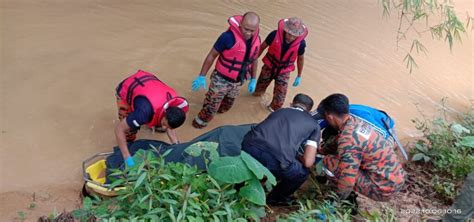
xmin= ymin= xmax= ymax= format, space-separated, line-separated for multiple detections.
xmin=357 ymin=122 xmax=372 ymax=140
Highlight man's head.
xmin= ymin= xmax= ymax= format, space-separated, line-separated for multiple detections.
xmin=240 ymin=12 xmax=260 ymax=40
xmin=283 ymin=17 xmax=305 ymax=43
xmin=317 ymin=93 xmax=350 ymax=129
xmin=291 ymin=93 xmax=314 ymax=111
xmin=161 ymin=107 xmax=186 ymax=129
xmin=284 ymin=32 xmax=298 ymax=44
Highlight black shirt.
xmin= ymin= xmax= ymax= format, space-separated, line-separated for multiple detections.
xmin=242 ymin=107 xmax=321 ymax=168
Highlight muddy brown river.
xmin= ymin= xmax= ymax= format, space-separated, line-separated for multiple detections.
xmin=0 ymin=0 xmax=472 ymax=219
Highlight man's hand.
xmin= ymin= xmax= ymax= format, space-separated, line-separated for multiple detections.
xmin=125 ymin=156 xmax=135 ymax=167
xmin=248 ymin=78 xmax=257 ymax=94
xmin=191 ymin=76 xmax=206 ymax=91
xmin=166 ymin=128 xmax=179 ymax=144
xmin=115 ymin=118 xmax=132 ymax=165
xmin=301 ymin=144 xmax=317 ymax=168
xmin=194 ymin=48 xmax=219 ymax=91
xmin=293 ymin=76 xmax=302 ymax=87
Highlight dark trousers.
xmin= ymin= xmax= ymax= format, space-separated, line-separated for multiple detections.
xmin=242 ymin=145 xmax=309 ymax=201
xmin=254 ymin=65 xmax=291 ymax=111
xmin=443 ymin=172 xmax=474 ymax=221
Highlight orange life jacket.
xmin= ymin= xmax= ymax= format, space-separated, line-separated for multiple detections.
xmin=215 ymin=15 xmax=261 ymax=81
xmin=117 ymin=70 xmax=189 ymax=127
xmin=262 ymin=18 xmax=308 ymax=74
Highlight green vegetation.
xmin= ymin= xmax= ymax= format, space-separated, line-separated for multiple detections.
xmin=48 ymin=208 xmax=59 ymax=220
xmin=411 ymin=102 xmax=474 ymax=202
xmin=71 ymin=141 xmax=402 ymax=221
xmin=276 ymin=198 xmax=353 ymax=222
xmin=28 ymin=202 xmax=36 ymax=210
xmin=72 ymin=142 xmax=276 ymax=221
xmin=275 ymin=176 xmax=397 ymax=221
xmin=17 ymin=211 xmax=27 ymax=222
xmin=380 ymin=0 xmax=473 ymax=72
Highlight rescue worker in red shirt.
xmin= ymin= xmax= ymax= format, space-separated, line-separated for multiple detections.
xmin=253 ymin=17 xmax=308 ymax=112
xmin=115 ymin=70 xmax=189 ymax=167
xmin=191 ymin=12 xmax=261 ymax=128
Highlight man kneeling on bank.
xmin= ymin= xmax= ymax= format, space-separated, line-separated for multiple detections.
xmin=241 ymin=93 xmax=321 ymax=206
xmin=316 ymin=93 xmax=405 ymax=206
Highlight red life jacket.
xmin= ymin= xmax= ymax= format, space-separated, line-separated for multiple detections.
xmin=215 ymin=15 xmax=261 ymax=81
xmin=117 ymin=70 xmax=189 ymax=127
xmin=262 ymin=18 xmax=308 ymax=74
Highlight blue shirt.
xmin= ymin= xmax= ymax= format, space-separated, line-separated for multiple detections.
xmin=312 ymin=104 xmax=395 ymax=139
xmin=126 ymin=96 xmax=154 ymax=130
xmin=265 ymin=30 xmax=306 ymax=58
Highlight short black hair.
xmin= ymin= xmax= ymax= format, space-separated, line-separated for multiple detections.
xmin=292 ymin=93 xmax=314 ymax=111
xmin=165 ymin=107 xmax=186 ymax=129
xmin=318 ymin=93 xmax=349 ymax=117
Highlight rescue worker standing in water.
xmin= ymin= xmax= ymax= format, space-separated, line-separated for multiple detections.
xmin=191 ymin=12 xmax=261 ymax=129
xmin=253 ymin=17 xmax=308 ymax=112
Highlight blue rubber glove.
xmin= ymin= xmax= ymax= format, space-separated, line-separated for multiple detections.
xmin=315 ymin=212 xmax=327 ymax=221
xmin=315 ymin=202 xmax=336 ymax=220
xmin=191 ymin=75 xmax=206 ymax=91
xmin=248 ymin=78 xmax=257 ymax=94
xmin=293 ymin=76 xmax=301 ymax=87
xmin=125 ymin=156 xmax=135 ymax=167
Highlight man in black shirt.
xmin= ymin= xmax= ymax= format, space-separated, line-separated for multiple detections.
xmin=242 ymin=93 xmax=321 ymax=205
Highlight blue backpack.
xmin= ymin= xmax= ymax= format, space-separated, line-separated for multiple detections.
xmin=314 ymin=104 xmax=395 ymax=139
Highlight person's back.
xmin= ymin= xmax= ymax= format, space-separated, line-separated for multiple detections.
xmin=243 ymin=107 xmax=318 ymax=167
xmin=339 ymin=115 xmax=405 ymax=195
xmin=241 ymin=93 xmax=320 ymax=205
xmin=114 ymin=70 xmax=188 ymax=167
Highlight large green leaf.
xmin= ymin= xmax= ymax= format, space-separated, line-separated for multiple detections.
xmin=184 ymin=142 xmax=219 ymax=160
xmin=208 ymin=156 xmax=253 ymax=183
xmin=412 ymin=153 xmax=427 ymax=162
xmin=459 ymin=136 xmax=474 ymax=148
xmin=130 ymin=149 xmax=148 ymax=169
xmin=184 ymin=142 xmax=204 ymax=157
xmin=451 ymin=123 xmax=470 ymax=136
xmin=134 ymin=172 xmax=147 ymax=190
xmin=239 ymin=178 xmax=266 ymax=206
xmin=83 ymin=197 xmax=92 ymax=210
xmin=240 ymin=151 xmax=277 ymax=186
